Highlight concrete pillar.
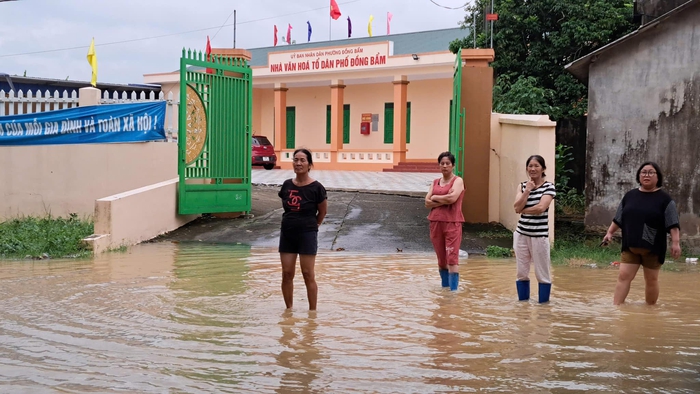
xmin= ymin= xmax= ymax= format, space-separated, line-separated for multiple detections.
xmin=330 ymin=79 xmax=345 ymax=163
xmin=392 ymin=75 xmax=409 ymax=164
xmin=273 ymin=83 xmax=288 ymax=159
xmin=78 ymin=87 xmax=101 ymax=107
xmin=460 ymin=49 xmax=495 ymax=223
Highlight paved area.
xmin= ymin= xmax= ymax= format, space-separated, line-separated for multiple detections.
xmin=157 ymin=185 xmax=512 ymax=254
xmin=252 ymin=169 xmax=436 ymax=195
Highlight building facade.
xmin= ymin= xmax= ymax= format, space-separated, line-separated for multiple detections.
xmin=145 ymin=28 xmax=469 ymax=170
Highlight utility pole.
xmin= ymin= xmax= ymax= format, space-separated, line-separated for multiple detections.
xmin=473 ymin=12 xmax=476 ymax=48
xmin=490 ymin=0 xmax=494 ymax=48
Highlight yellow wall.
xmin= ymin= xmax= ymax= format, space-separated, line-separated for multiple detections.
xmin=285 ymin=87 xmax=330 ymax=149
xmin=343 ymin=83 xmax=394 ymax=151
xmin=406 ymin=79 xmax=452 ymax=160
xmin=253 ymin=78 xmax=452 ymax=160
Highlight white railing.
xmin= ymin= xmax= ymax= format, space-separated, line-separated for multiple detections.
xmin=280 ymin=150 xmax=393 ymax=163
xmin=0 ymin=89 xmax=78 ymax=116
xmin=281 ymin=150 xmax=332 ymax=163
xmin=338 ymin=151 xmax=393 ymax=163
xmin=100 ymin=90 xmax=165 ymax=104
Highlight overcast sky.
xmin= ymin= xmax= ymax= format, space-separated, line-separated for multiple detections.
xmin=0 ymin=0 xmax=469 ymax=85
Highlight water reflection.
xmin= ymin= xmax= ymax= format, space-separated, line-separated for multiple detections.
xmin=276 ymin=311 xmax=325 ymax=394
xmin=0 ymin=243 xmax=698 ymax=392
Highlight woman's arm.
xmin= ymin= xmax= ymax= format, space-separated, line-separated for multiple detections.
xmin=425 ymin=182 xmax=442 ymax=209
xmin=514 ymin=184 xmax=530 ymax=213
xmin=520 ymin=195 xmax=554 ymax=215
xmin=431 ymin=178 xmax=465 ymax=205
xmin=316 ymin=199 xmax=328 ymax=227
xmin=669 ymin=227 xmax=681 ymax=259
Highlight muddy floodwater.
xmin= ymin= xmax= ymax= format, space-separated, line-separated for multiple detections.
xmin=1 ymin=243 xmax=699 ymax=393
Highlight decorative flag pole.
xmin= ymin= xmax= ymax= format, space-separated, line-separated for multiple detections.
xmin=86 ymin=38 xmax=98 ymax=87
xmin=330 ymin=0 xmax=342 ymax=40
xmin=273 ymin=25 xmax=278 ymax=46
xmin=347 ymin=16 xmax=352 ymax=38
xmin=368 ymin=15 xmax=374 ymax=37
xmin=307 ymin=21 xmax=312 ymax=42
xmin=387 ymin=12 xmax=393 ymax=35
xmin=205 ymin=36 xmax=213 ymax=74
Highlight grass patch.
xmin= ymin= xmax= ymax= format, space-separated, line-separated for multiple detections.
xmin=0 ymin=214 xmax=94 ymax=260
xmin=476 ymin=228 xmax=513 ymax=239
xmin=551 ymin=237 xmax=621 ymax=267
xmin=486 ymin=245 xmax=513 ymax=258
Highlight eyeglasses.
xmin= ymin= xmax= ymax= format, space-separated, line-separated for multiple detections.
xmin=640 ymin=171 xmax=657 ymax=177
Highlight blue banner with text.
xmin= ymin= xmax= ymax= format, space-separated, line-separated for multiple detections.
xmin=0 ymin=101 xmax=167 ymax=145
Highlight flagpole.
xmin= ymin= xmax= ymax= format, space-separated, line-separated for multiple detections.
xmin=329 ymin=14 xmax=332 ymax=41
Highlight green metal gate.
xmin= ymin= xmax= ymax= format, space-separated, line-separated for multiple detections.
xmin=178 ymin=49 xmax=252 ymax=215
xmin=449 ymin=48 xmax=465 ymax=178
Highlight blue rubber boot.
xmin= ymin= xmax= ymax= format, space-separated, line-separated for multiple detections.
xmin=539 ymin=283 xmax=551 ymax=303
xmin=439 ymin=269 xmax=449 ymax=288
xmin=449 ymin=272 xmax=459 ymax=291
xmin=516 ymin=280 xmax=530 ymax=301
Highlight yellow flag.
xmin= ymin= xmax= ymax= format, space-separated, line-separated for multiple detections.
xmin=86 ymin=38 xmax=98 ymax=87
xmin=368 ymin=15 xmax=374 ymax=37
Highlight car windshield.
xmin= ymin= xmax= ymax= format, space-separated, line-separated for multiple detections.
xmin=253 ymin=136 xmax=272 ymax=146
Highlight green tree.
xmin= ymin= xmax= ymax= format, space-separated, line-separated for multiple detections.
xmin=450 ymin=0 xmax=636 ymax=120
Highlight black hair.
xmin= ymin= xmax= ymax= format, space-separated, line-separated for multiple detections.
xmin=293 ymin=148 xmax=313 ymax=168
xmin=636 ymin=161 xmax=663 ymax=187
xmin=526 ymin=155 xmax=547 ymax=177
xmin=437 ymin=151 xmax=456 ymax=165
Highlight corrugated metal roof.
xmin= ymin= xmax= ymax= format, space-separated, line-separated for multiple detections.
xmin=248 ymin=27 xmax=468 ymax=66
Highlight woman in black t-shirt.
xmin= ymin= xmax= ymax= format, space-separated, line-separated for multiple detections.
xmin=278 ymin=148 xmax=327 ymax=311
xmin=602 ymin=162 xmax=681 ymax=305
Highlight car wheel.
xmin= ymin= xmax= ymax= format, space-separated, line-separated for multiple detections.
xmin=263 ymin=164 xmax=274 ymax=170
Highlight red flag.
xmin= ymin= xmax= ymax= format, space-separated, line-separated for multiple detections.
xmin=274 ymin=25 xmax=278 ymax=46
xmin=205 ymin=36 xmax=213 ymax=74
xmin=330 ymin=0 xmax=342 ymax=20
xmin=286 ymin=24 xmax=292 ymax=44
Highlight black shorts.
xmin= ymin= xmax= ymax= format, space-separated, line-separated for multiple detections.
xmin=279 ymin=230 xmax=318 ymax=255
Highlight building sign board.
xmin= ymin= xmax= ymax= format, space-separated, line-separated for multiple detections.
xmin=267 ymin=42 xmax=393 ymax=75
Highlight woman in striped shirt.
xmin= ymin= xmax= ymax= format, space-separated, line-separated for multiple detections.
xmin=513 ymin=155 xmax=556 ymax=303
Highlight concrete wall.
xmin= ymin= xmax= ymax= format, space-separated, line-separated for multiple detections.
xmin=637 ymin=0 xmax=691 ymax=22
xmin=586 ymin=4 xmax=700 ymax=244
xmin=89 ymin=178 xmax=199 ymax=253
xmin=490 ymin=114 xmax=557 ymax=241
xmin=0 ymin=142 xmax=178 ymax=219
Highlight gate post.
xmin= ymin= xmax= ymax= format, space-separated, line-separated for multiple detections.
xmin=459 ymin=49 xmax=494 ymax=223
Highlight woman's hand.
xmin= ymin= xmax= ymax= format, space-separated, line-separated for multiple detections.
xmin=671 ymin=241 xmax=681 ymax=259
xmin=525 ymin=180 xmax=536 ymax=192
xmin=601 ymin=232 xmax=614 ymax=246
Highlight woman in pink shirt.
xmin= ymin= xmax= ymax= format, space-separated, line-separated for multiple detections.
xmin=425 ymin=151 xmax=465 ymax=291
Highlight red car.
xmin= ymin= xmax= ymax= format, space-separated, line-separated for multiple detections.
xmin=252 ymin=135 xmax=277 ymax=170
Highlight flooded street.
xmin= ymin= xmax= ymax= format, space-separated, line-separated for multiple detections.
xmin=1 ymin=243 xmax=698 ymax=393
